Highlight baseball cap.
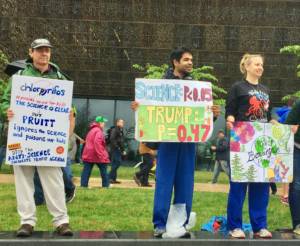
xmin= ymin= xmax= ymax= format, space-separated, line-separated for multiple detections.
xmin=95 ymin=116 xmax=108 ymax=123
xmin=31 ymin=38 xmax=53 ymax=49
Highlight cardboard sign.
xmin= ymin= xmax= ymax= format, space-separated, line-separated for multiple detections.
xmin=230 ymin=121 xmax=294 ymax=183
xmin=135 ymin=78 xmax=213 ymax=142
xmin=6 ymin=75 xmax=73 ymax=167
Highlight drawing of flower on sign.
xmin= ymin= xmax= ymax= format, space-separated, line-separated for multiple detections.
xmin=230 ymin=122 xmax=294 ymax=183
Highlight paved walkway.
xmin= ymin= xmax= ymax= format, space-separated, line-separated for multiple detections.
xmin=0 ymin=174 xmax=283 ymax=194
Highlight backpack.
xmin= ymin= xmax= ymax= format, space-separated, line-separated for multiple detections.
xmin=105 ymin=126 xmax=115 ymax=145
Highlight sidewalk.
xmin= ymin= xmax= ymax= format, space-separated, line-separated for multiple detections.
xmin=0 ymin=173 xmax=282 ymax=194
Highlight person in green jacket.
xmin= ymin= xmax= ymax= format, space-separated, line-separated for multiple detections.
xmin=285 ymin=100 xmax=300 ymax=235
xmin=4 ymin=38 xmax=73 ymax=237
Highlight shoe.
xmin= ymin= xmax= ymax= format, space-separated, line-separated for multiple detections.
xmin=153 ymin=227 xmax=166 ymax=238
xmin=16 ymin=224 xmax=34 ymax=237
xmin=55 ymin=223 xmax=73 ymax=236
xmin=133 ymin=174 xmax=141 ymax=186
xmin=229 ymin=228 xmax=246 ymax=239
xmin=141 ymin=183 xmax=152 ymax=187
xmin=110 ymin=180 xmax=121 ymax=184
xmin=293 ymin=225 xmax=300 ymax=235
xmin=254 ymin=228 xmax=272 ymax=238
xmin=280 ymin=196 xmax=289 ymax=206
xmin=66 ymin=187 xmax=76 ymax=203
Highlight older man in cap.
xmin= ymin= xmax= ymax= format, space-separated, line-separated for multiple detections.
xmin=3 ymin=38 xmax=73 ymax=237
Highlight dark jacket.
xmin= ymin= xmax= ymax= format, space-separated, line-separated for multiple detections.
xmin=214 ymin=137 xmax=229 ymax=161
xmin=285 ymin=99 xmax=300 ymax=145
xmin=110 ymin=126 xmax=125 ymax=152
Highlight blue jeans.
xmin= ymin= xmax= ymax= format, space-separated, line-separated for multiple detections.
xmin=109 ymin=149 xmax=122 ymax=181
xmin=227 ymin=182 xmax=270 ymax=232
xmin=289 ymin=147 xmax=300 ymax=229
xmin=153 ymin=142 xmax=195 ymax=229
xmin=34 ymin=157 xmax=75 ymax=204
xmin=81 ymin=162 xmax=109 ymax=187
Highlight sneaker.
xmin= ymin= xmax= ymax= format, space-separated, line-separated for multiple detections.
xmin=153 ymin=227 xmax=166 ymax=238
xmin=280 ymin=196 xmax=289 ymax=206
xmin=16 ymin=224 xmax=34 ymax=237
xmin=55 ymin=223 xmax=73 ymax=236
xmin=293 ymin=225 xmax=300 ymax=235
xmin=229 ymin=228 xmax=246 ymax=239
xmin=133 ymin=174 xmax=141 ymax=186
xmin=66 ymin=187 xmax=76 ymax=203
xmin=141 ymin=183 xmax=152 ymax=187
xmin=254 ymin=228 xmax=272 ymax=238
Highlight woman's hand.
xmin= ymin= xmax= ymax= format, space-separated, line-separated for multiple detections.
xmin=291 ymin=125 xmax=299 ymax=134
xmin=226 ymin=115 xmax=235 ymax=130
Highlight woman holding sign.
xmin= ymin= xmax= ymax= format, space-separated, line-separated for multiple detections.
xmin=225 ymin=53 xmax=274 ymax=239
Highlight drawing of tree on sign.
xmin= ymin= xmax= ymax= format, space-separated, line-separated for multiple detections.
xmin=231 ymin=153 xmax=245 ymax=181
xmin=246 ymin=165 xmax=257 ymax=182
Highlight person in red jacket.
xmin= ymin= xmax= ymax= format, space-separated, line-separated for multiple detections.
xmin=81 ymin=116 xmax=110 ymax=188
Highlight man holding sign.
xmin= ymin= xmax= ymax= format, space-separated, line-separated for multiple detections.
xmin=132 ymin=47 xmax=220 ymax=238
xmin=3 ymin=39 xmax=73 ymax=237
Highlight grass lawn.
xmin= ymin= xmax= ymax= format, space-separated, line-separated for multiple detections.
xmin=0 ymin=183 xmax=291 ymax=231
xmin=0 ymin=163 xmax=230 ymax=184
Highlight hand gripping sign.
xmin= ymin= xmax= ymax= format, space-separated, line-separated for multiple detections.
xmin=6 ymin=75 xmax=73 ymax=167
xmin=135 ymin=78 xmax=213 ymax=142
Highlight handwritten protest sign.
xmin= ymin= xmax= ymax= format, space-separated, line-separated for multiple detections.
xmin=6 ymin=75 xmax=73 ymax=167
xmin=135 ymin=78 xmax=213 ymax=142
xmin=230 ymin=121 xmax=294 ymax=183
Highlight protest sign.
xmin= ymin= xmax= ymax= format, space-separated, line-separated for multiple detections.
xmin=230 ymin=121 xmax=294 ymax=182
xmin=6 ymin=75 xmax=73 ymax=167
xmin=135 ymin=78 xmax=213 ymax=142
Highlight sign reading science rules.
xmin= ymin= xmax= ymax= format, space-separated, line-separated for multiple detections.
xmin=135 ymin=78 xmax=213 ymax=142
xmin=6 ymin=75 xmax=73 ymax=167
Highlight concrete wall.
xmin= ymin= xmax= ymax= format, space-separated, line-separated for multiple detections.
xmin=1 ymin=0 xmax=300 ymax=105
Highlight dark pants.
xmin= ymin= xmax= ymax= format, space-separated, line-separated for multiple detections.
xmin=109 ymin=149 xmax=122 ymax=181
xmin=227 ymin=181 xmax=270 ymax=232
xmin=81 ymin=162 xmax=109 ymax=188
xmin=289 ymin=147 xmax=300 ymax=229
xmin=136 ymin=153 xmax=154 ymax=185
xmin=153 ymin=142 xmax=195 ymax=229
xmin=34 ymin=157 xmax=75 ymax=204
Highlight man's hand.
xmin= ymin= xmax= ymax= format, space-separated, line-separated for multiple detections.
xmin=211 ymin=146 xmax=216 ymax=151
xmin=226 ymin=115 xmax=235 ymax=130
xmin=211 ymin=105 xmax=221 ymax=118
xmin=131 ymin=101 xmax=139 ymax=111
xmin=7 ymin=109 xmax=14 ymax=121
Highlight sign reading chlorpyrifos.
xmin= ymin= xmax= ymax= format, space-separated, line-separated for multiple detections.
xmin=135 ymin=78 xmax=213 ymax=142
xmin=6 ymin=75 xmax=73 ymax=167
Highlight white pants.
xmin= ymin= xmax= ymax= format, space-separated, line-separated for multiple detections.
xmin=13 ymin=165 xmax=69 ymax=227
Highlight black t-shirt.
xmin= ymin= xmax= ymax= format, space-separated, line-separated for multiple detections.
xmin=225 ymin=80 xmax=271 ymax=122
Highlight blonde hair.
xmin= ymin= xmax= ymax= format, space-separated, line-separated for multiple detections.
xmin=240 ymin=53 xmax=264 ymax=75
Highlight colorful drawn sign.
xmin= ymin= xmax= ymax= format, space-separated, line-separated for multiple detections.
xmin=230 ymin=121 xmax=294 ymax=183
xmin=135 ymin=78 xmax=213 ymax=142
xmin=6 ymin=75 xmax=73 ymax=167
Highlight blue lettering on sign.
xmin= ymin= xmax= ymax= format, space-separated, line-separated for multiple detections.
xmin=20 ymin=84 xmax=65 ymax=96
xmin=22 ymin=115 xmax=55 ymax=127
xmin=50 ymin=156 xmax=65 ymax=162
xmin=27 ymin=149 xmax=51 ymax=159
xmin=135 ymin=81 xmax=182 ymax=102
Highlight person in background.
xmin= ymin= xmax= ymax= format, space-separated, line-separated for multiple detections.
xmin=133 ymin=143 xmax=157 ymax=187
xmin=211 ymin=129 xmax=230 ymax=183
xmin=80 ymin=116 xmax=110 ymax=188
xmin=109 ymin=118 xmax=125 ymax=184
